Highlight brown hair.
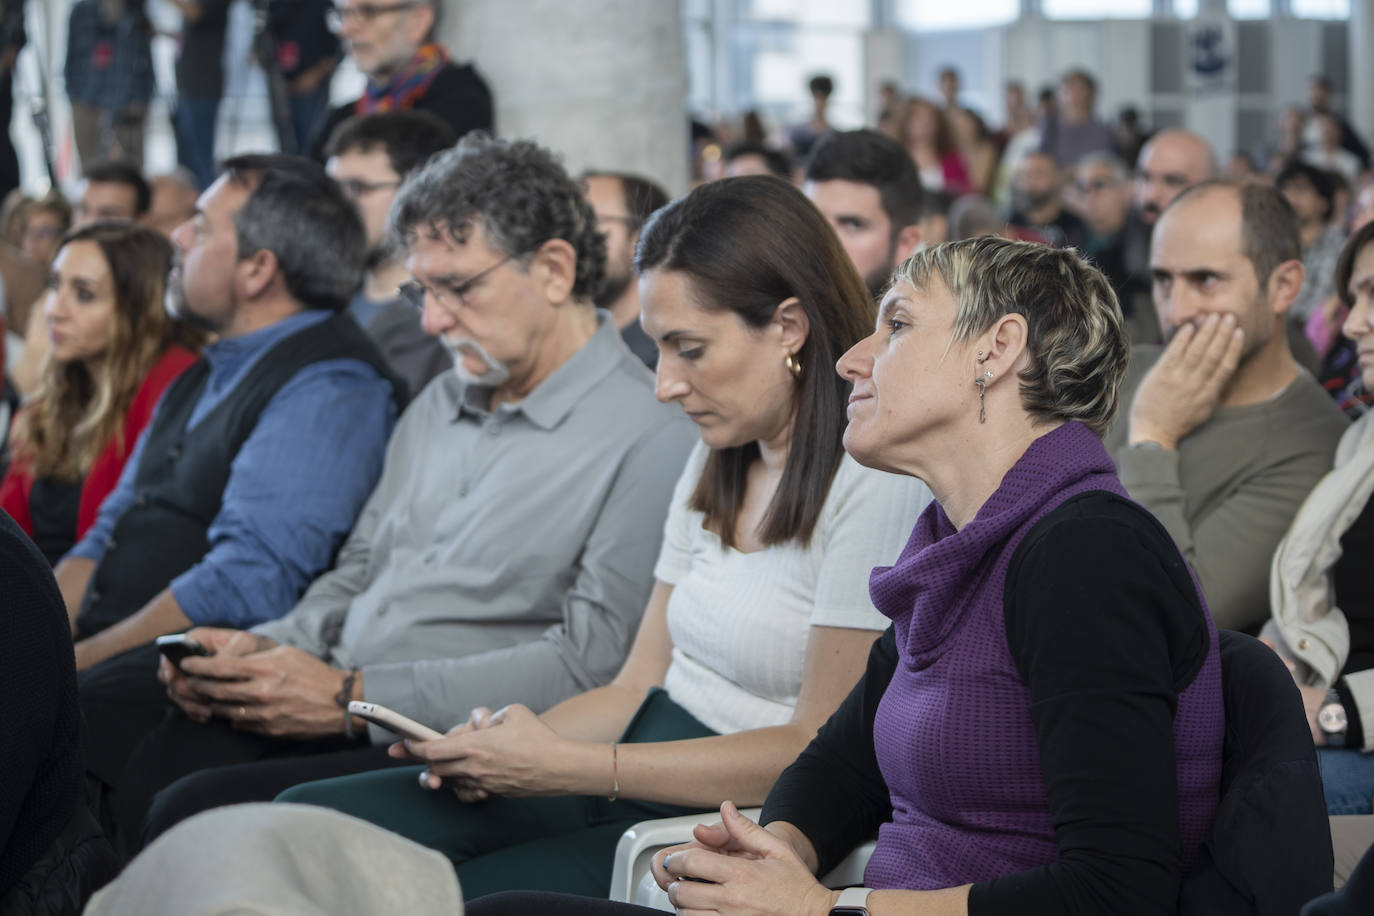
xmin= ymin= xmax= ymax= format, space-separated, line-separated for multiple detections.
xmin=1336 ymin=220 xmax=1374 ymax=308
xmin=14 ymin=222 xmax=206 ymax=480
xmin=635 ymin=176 xmax=875 ymax=549
xmin=1170 ymin=179 xmax=1302 ymax=289
xmin=901 ymin=97 xmax=957 ymax=158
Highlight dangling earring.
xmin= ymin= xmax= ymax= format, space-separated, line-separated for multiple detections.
xmin=975 ymin=369 xmax=993 ymax=423
xmin=784 ymin=353 xmax=802 ymax=379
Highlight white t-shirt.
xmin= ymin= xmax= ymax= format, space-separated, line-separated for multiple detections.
xmin=654 ymin=441 xmax=932 ymax=735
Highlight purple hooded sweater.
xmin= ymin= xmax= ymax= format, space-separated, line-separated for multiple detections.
xmin=863 ymin=422 xmax=1223 ymax=891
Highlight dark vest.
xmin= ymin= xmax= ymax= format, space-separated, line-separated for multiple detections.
xmin=75 ymin=312 xmax=404 ymax=638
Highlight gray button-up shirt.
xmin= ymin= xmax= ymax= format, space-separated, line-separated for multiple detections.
xmin=253 ymin=313 xmax=696 ymax=737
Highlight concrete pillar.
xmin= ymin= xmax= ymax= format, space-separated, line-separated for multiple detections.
xmin=439 ymin=0 xmax=690 ymax=195
xmin=1351 ymin=0 xmax=1374 ymax=149
xmin=862 ymin=28 xmax=903 ymax=124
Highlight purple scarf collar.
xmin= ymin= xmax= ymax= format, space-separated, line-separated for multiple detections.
xmin=869 ymin=421 xmax=1125 ymax=667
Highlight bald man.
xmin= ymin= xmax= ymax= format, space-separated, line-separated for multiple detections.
xmin=1105 ymin=180 xmax=1346 ymax=632
xmin=1134 ymin=129 xmax=1218 ymax=226
xmin=1119 ymin=129 xmax=1219 ymax=343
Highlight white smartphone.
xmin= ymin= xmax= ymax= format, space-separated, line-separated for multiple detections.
xmin=347 ymin=701 xmax=444 ymax=742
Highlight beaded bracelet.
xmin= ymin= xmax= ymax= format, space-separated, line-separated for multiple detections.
xmin=336 ymin=668 xmax=361 ymax=739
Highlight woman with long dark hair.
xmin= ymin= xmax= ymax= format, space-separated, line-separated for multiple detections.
xmin=273 ymin=176 xmax=932 ymax=899
xmin=0 ymin=222 xmax=204 ymax=564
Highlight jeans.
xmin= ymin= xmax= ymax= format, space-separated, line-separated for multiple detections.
xmin=287 ymin=82 xmax=332 ymax=156
xmin=174 ymin=95 xmax=222 ymax=190
xmin=1317 ymin=747 xmax=1374 ymax=815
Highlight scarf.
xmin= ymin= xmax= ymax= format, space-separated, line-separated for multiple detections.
xmin=357 ymin=43 xmax=450 ymax=114
xmin=870 ymin=421 xmax=1125 ymax=663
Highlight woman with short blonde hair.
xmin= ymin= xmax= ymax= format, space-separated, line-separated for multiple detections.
xmin=471 ymin=236 xmax=1230 ymax=916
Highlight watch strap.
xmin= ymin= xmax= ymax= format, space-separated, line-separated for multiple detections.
xmin=830 ymin=886 xmax=874 ymax=915
xmin=1321 ymin=688 xmax=1348 ymax=748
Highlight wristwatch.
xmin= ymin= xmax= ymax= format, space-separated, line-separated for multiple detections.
xmin=1319 ymin=688 xmax=1348 ymax=749
xmin=830 ymin=886 xmax=874 ymax=915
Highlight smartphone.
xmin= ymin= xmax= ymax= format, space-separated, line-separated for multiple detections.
xmin=347 ymin=701 xmax=445 ymax=742
xmin=156 ymin=633 xmax=213 ymax=670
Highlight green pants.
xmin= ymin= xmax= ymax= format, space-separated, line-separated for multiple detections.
xmin=276 ymin=689 xmax=716 ymax=900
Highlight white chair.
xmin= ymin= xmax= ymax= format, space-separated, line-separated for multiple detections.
xmin=609 ymin=809 xmax=877 ymax=911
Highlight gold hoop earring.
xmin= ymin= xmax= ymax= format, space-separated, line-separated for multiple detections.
xmin=785 ymin=354 xmax=802 ymax=379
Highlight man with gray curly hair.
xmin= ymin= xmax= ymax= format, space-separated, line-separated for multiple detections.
xmin=96 ymin=134 xmax=694 ymax=856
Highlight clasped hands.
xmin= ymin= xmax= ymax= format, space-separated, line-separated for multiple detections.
xmin=158 ymin=627 xmax=357 ymax=739
xmin=651 ymin=802 xmax=835 ymax=916
xmin=1129 ymin=312 xmax=1245 ymax=449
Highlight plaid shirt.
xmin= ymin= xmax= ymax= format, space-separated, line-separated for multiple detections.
xmin=63 ymin=0 xmax=154 ymax=111
xmin=1292 ymin=223 xmax=1348 ymax=323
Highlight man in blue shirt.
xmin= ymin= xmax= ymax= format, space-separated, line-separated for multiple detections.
xmin=58 ymin=154 xmax=400 ymax=674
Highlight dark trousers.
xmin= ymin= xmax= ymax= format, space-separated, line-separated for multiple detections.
xmin=469 ymin=892 xmax=658 ymax=916
xmin=277 ymin=688 xmax=716 ymax=900
xmin=173 ymin=95 xmax=221 ymax=190
xmin=78 ymin=644 xmax=401 ymax=860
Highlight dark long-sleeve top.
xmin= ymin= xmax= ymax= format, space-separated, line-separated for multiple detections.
xmin=0 ymin=509 xmax=83 ymax=898
xmin=762 ymin=492 xmax=1217 ymax=916
xmin=308 ymin=61 xmax=493 ymax=161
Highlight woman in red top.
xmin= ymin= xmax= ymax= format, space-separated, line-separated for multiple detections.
xmin=0 ymin=222 xmax=205 ymax=564
xmin=900 ymin=97 xmax=972 ymax=197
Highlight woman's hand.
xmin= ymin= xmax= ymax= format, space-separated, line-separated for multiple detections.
xmin=399 ymin=704 xmax=593 ymax=800
xmin=652 ymin=802 xmax=837 ymax=916
xmin=1260 ymin=637 xmax=1330 ymax=746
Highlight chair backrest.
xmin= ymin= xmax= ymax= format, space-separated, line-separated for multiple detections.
xmin=1180 ymin=630 xmax=1334 ymax=915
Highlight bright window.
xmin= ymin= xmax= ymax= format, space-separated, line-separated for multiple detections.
xmin=1042 ymin=0 xmax=1152 ymax=18
xmin=1290 ymin=0 xmax=1350 ymax=18
xmin=1227 ymin=0 xmax=1271 ymax=19
xmin=893 ymin=0 xmax=1019 ymax=32
xmin=748 ymin=0 xmax=871 ymax=27
xmin=1174 ymin=0 xmax=1199 ymax=17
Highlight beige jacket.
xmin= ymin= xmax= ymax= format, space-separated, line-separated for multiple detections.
xmin=1263 ymin=410 xmax=1374 ymax=750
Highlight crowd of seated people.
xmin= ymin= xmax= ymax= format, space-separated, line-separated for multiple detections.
xmin=4 ymin=31 xmax=1374 ymax=916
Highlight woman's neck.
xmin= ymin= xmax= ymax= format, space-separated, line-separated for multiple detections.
xmin=927 ymin=418 xmax=1057 ymax=530
xmin=756 ymin=421 xmax=793 ymax=476
xmin=1300 ymin=220 xmax=1323 ymax=251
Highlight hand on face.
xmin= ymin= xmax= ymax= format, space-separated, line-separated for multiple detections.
xmin=1128 ymin=312 xmax=1244 ymax=449
xmin=399 ymin=704 xmax=573 ymax=801
xmin=651 ymin=802 xmax=834 ymax=916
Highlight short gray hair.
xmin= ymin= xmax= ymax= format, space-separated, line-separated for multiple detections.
xmin=223 ymin=154 xmax=365 ymax=312
xmin=389 ymin=134 xmax=607 ymax=300
xmin=892 ymin=237 xmax=1128 ymax=436
xmin=1077 ymin=151 xmax=1130 ymax=184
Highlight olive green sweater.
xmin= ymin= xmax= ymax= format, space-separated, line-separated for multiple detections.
xmin=1105 ymin=346 xmax=1349 ymax=632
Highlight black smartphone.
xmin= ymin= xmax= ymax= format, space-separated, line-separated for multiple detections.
xmin=155 ymin=633 xmax=213 ymax=670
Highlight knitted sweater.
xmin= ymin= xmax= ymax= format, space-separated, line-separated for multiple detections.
xmin=865 ymin=422 xmax=1224 ymax=892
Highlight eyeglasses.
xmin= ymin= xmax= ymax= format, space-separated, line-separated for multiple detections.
xmin=327 ymin=1 xmax=418 ymax=32
xmin=337 ymin=178 xmax=401 ymax=200
xmin=1074 ymin=178 xmax=1117 ymax=194
xmin=399 ymin=253 xmax=520 ymax=315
